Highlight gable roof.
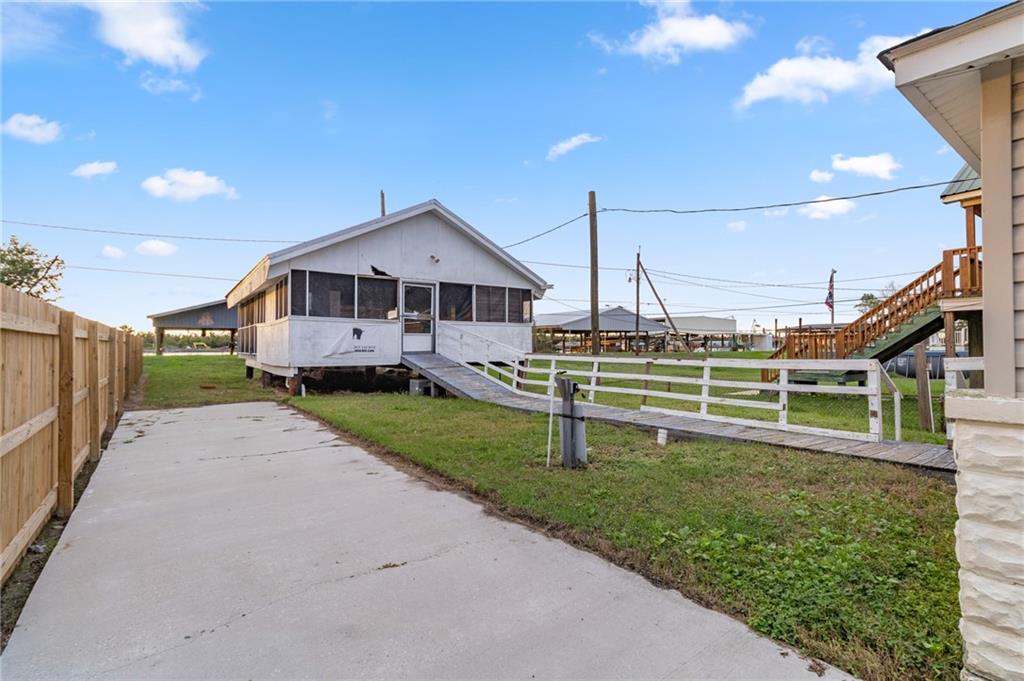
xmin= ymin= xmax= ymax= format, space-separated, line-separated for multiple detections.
xmin=226 ymin=199 xmax=549 ymax=307
xmin=534 ymin=306 xmax=669 ymax=333
xmin=274 ymin=199 xmax=546 ymax=286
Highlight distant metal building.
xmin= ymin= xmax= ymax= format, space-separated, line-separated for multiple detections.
xmin=148 ymin=300 xmax=238 ymax=355
xmin=534 ymin=306 xmax=668 ymax=352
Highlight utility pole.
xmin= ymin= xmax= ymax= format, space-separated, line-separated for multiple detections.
xmin=380 ymin=190 xmax=386 ymax=217
xmin=588 ymin=190 xmax=600 ymax=355
xmin=638 ymin=259 xmax=681 ymax=346
xmin=634 ymin=247 xmax=641 ymax=355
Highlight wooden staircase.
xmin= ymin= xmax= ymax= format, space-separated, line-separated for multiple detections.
xmin=763 ymin=246 xmax=982 ymax=381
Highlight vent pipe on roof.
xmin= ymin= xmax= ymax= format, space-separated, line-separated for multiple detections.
xmin=380 ymin=190 xmax=386 ymax=217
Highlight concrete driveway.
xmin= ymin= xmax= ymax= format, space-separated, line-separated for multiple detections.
xmin=3 ymin=402 xmax=851 ymax=680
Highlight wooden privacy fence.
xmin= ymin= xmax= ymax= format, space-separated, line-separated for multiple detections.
xmin=1 ymin=285 xmax=143 ymax=583
xmin=473 ymin=353 xmax=903 ymax=443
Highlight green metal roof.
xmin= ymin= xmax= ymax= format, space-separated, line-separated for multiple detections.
xmin=940 ymin=164 xmax=980 ymax=199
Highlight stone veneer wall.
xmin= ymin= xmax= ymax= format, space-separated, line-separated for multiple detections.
xmin=946 ymin=392 xmax=1024 ymax=681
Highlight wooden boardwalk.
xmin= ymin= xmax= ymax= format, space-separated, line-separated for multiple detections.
xmin=401 ymin=353 xmax=956 ymax=473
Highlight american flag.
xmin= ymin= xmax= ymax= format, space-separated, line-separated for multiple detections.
xmin=825 ymin=269 xmax=836 ymax=312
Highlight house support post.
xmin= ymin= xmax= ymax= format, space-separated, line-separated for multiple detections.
xmin=967 ymin=313 xmax=984 ymax=389
xmin=943 ymin=312 xmax=956 ymax=360
xmin=155 ymin=328 xmax=165 ymax=356
xmin=286 ymin=375 xmax=302 ymax=396
xmin=245 ymin=365 xmax=254 ymax=380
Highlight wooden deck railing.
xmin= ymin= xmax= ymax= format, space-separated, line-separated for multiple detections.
xmin=941 ymin=246 xmax=983 ymax=298
xmin=1 ymin=285 xmax=143 ymax=584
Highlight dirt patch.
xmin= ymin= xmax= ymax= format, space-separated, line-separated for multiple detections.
xmin=1 ymin=457 xmax=100 ymax=651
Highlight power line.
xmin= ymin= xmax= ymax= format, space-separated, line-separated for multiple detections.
xmin=66 ymin=265 xmax=236 ymax=281
xmin=505 ymin=179 xmax=955 ymax=248
xmin=502 ymin=213 xmax=589 ymax=249
xmin=3 ymin=219 xmax=302 ymax=244
xmin=600 ymin=179 xmax=952 ymax=216
xmin=521 ymin=259 xmax=921 ymax=289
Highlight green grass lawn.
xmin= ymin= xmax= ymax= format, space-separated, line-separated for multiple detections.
xmin=140 ymin=355 xmax=960 ymax=680
xmin=140 ymin=354 xmax=280 ymax=408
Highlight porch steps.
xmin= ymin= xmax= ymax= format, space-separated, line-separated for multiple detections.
xmin=399 ymin=353 xmax=955 ymax=474
xmin=847 ymin=305 xmax=944 ymax=364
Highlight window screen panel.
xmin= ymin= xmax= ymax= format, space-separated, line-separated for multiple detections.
xmin=508 ymin=289 xmax=532 ymax=323
xmin=439 ymin=283 xmax=473 ymax=321
xmin=475 ymin=286 xmax=507 ymax=323
xmin=290 ymin=270 xmax=307 ymax=316
xmin=357 ymin=277 xmax=398 ymax=319
xmin=309 ymin=271 xmax=355 ymax=318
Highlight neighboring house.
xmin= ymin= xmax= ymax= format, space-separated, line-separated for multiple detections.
xmin=226 ymin=199 xmax=549 ymax=381
xmin=534 ymin=306 xmax=668 ymax=352
xmin=147 ymin=300 xmax=238 ymax=355
xmin=879 ymin=5 xmax=1024 ymax=681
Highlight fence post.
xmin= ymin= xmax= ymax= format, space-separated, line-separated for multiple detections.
xmin=115 ymin=330 xmax=125 ymax=421
xmin=778 ymin=368 xmax=789 ymax=425
xmin=87 ymin=321 xmax=101 ymax=462
xmin=867 ymin=363 xmax=882 ymax=442
xmin=699 ymin=364 xmax=711 ymax=415
xmin=57 ymin=310 xmax=75 ymax=518
xmin=640 ymin=360 xmax=652 ymax=407
xmin=105 ymin=326 xmax=116 ymax=435
xmin=588 ymin=360 xmax=599 ymax=403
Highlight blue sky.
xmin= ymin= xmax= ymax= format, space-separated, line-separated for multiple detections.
xmin=1 ymin=1 xmax=991 ymax=332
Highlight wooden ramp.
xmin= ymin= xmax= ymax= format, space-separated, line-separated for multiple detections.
xmin=400 ymin=353 xmax=955 ymax=474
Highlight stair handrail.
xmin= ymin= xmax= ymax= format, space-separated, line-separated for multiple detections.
xmin=835 ymin=260 xmax=944 ymax=358
xmin=436 ymin=321 xmax=528 ymax=364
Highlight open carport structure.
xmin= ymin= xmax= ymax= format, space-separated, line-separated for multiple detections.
xmin=148 ymin=300 xmax=238 ymax=355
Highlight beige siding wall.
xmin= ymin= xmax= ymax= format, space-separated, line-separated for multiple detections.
xmin=1014 ymin=58 xmax=1024 ymax=395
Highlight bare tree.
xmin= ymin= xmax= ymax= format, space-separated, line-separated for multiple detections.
xmin=0 ymin=235 xmax=65 ymax=300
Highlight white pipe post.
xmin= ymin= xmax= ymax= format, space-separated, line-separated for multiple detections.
xmin=545 ymin=372 xmax=556 ymax=468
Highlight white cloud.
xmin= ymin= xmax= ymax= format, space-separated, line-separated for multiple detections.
xmin=71 ymin=160 xmax=117 ymax=178
xmin=136 ymin=239 xmax=178 ymax=256
xmin=797 ymin=196 xmax=856 ymax=220
xmin=737 ymin=32 xmax=920 ymax=108
xmin=2 ymin=113 xmax=62 ymax=143
xmin=546 ymin=133 xmax=604 ymax=161
xmin=139 ymin=71 xmax=202 ymax=100
xmin=809 ymin=169 xmax=834 ymax=183
xmin=76 ymin=129 xmax=97 ymax=142
xmin=831 ymin=152 xmax=901 ymax=179
xmin=82 ymin=2 xmax=204 ymax=71
xmin=589 ymin=0 xmax=750 ymax=64
xmin=763 ymin=207 xmax=789 ymax=218
xmin=936 ymin=144 xmax=952 ymax=155
xmin=141 ymin=168 xmax=239 ymax=202
xmin=101 ymin=245 xmax=125 ymax=259
xmin=795 ymin=35 xmax=832 ymax=56
xmin=1 ymin=4 xmax=63 ymax=57
xmin=726 ymin=220 xmax=747 ymax=232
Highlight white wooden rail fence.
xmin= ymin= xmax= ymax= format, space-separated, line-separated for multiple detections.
xmin=435 ymin=324 xmax=902 ymax=443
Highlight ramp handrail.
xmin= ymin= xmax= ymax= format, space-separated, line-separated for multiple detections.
xmin=519 ymin=354 xmax=894 ymax=442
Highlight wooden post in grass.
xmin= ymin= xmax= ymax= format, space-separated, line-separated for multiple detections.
xmin=914 ymin=341 xmax=934 ymax=432
xmin=57 ymin=310 xmax=75 ymax=518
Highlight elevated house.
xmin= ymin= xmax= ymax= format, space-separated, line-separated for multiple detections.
xmin=226 ymin=200 xmax=549 ymax=389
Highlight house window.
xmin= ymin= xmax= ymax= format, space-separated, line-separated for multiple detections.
xmin=309 ymin=271 xmax=355 ymax=318
xmin=290 ymin=269 xmax=307 ymax=316
xmin=439 ymin=283 xmax=473 ymax=321
xmin=475 ymin=286 xmax=507 ymax=323
xmin=357 ymin=277 xmax=398 ymax=319
xmin=507 ymin=288 xmax=532 ymax=323
xmin=274 ymin=278 xmax=289 ymax=319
